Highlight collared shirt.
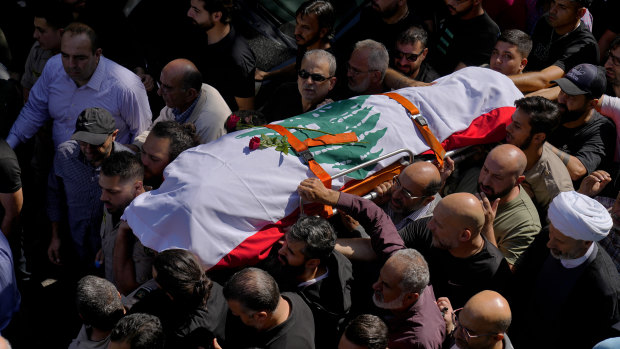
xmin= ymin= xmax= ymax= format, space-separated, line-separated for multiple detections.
xmin=384 ymin=193 xmax=441 ymax=230
xmin=47 ymin=141 xmax=132 ymax=261
xmin=172 ymin=91 xmax=201 ymax=124
xmin=8 ymin=54 xmax=152 ymax=148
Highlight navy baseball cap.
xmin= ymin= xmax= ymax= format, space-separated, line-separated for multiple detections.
xmin=552 ymin=64 xmax=607 ymax=97
xmin=72 ymin=107 xmax=116 ymax=145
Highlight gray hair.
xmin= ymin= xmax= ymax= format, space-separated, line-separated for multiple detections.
xmin=76 ymin=275 xmax=125 ymax=331
xmin=392 ymin=249 xmax=429 ymax=294
xmin=354 ymin=39 xmax=389 ymax=80
xmin=302 ymin=49 xmax=337 ymax=77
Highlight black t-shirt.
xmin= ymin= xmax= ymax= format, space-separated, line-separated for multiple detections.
xmin=430 ymin=12 xmax=500 ymax=76
xmin=0 ymin=139 xmax=21 ymax=194
xmin=194 ymin=26 xmax=256 ymax=111
xmin=414 ymin=62 xmax=440 ymax=83
xmin=527 ymin=19 xmax=599 ymax=72
xmin=547 ymin=112 xmax=616 ymax=176
xmin=224 ymin=292 xmax=315 ymax=349
xmin=399 ymin=217 xmax=512 ymax=308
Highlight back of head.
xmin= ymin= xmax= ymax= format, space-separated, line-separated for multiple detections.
xmin=110 ymin=313 xmax=165 ymax=349
xmin=486 ymin=144 xmax=527 ymax=177
xmin=288 ymin=215 xmax=336 ymax=264
xmin=62 ymin=22 xmax=98 ymax=53
xmin=514 ymin=96 xmax=560 ymax=137
xmin=611 ymin=35 xmax=620 ymax=52
xmin=303 ymin=49 xmax=337 ymax=77
xmin=390 ymin=249 xmax=429 ymax=294
xmin=296 ymin=0 xmax=335 ymax=40
xmin=497 ymin=29 xmax=532 ymax=59
xmin=354 ymin=39 xmax=389 ymax=79
xmin=75 ymin=275 xmax=124 ymax=331
xmin=33 ymin=2 xmax=73 ymax=30
xmin=402 ymin=161 xmax=441 ymax=196
xmin=101 ymin=151 xmax=144 ymax=182
xmin=463 ymin=290 xmax=512 ymax=334
xmin=200 ymin=0 xmax=234 ymax=24
xmin=440 ymin=193 xmax=485 ymax=237
xmin=343 ymin=314 xmax=388 ymax=349
xmin=153 ymin=249 xmax=212 ymax=310
xmin=396 ymin=26 xmax=428 ymax=49
xmin=223 ymin=267 xmax=280 ymax=313
xmin=172 ymin=59 xmax=203 ymax=92
xmin=150 ymin=121 xmax=199 ymax=162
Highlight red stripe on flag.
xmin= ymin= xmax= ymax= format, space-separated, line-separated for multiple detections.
xmin=442 ymin=106 xmax=515 ymax=151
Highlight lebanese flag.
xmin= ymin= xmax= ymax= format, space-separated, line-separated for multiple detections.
xmin=122 ymin=67 xmax=523 ymax=270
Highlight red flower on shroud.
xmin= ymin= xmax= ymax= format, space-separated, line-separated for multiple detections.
xmin=249 ymin=136 xmax=261 ymax=150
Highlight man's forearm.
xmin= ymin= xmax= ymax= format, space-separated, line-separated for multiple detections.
xmin=548 ymin=144 xmax=587 ymax=180
xmin=509 ymin=65 xmax=564 ymax=93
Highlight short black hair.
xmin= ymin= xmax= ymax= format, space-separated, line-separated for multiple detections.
xmin=101 ymin=151 xmax=144 ymax=183
xmin=296 ymin=0 xmax=335 ymax=40
xmin=573 ymin=0 xmax=592 ymax=9
xmin=75 ymin=275 xmax=125 ymax=331
xmin=110 ymin=313 xmax=165 ymax=349
xmin=288 ymin=216 xmax=336 ymax=264
xmin=497 ymin=29 xmax=532 ymax=59
xmin=63 ymin=22 xmax=99 ymax=53
xmin=33 ymin=2 xmax=73 ymax=30
xmin=610 ymin=35 xmax=620 ymax=51
xmin=150 ymin=121 xmax=199 ymax=162
xmin=396 ymin=26 xmax=428 ymax=48
xmin=514 ymin=96 xmax=560 ymax=137
xmin=153 ymin=249 xmax=212 ymax=311
xmin=223 ymin=268 xmax=280 ymax=313
xmin=343 ymin=314 xmax=388 ymax=349
xmin=197 ymin=0 xmax=234 ymax=24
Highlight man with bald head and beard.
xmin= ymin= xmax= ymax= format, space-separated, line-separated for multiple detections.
xmin=475 ymin=144 xmax=541 ymax=268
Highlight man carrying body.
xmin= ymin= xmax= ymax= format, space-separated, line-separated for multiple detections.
xmin=260 ymin=49 xmax=336 ymax=122
xmin=99 ymin=152 xmax=151 ymax=289
xmin=392 ymin=26 xmax=439 ymax=83
xmin=546 ymin=63 xmax=616 ymax=183
xmin=133 ymin=59 xmax=231 ymax=146
xmin=47 ymin=108 xmax=132 ymax=271
xmin=371 ymin=249 xmax=445 ymax=348
xmin=8 ymin=22 xmax=151 ymax=149
xmin=511 ymin=191 xmax=620 ymax=348
xmin=508 ymin=0 xmax=598 ymax=93
xmin=187 ymin=0 xmax=256 ymax=111
xmin=346 ymin=40 xmax=389 ymax=96
xmin=489 ymin=29 xmax=531 ymax=76
xmin=222 ymin=267 xmax=315 ymax=349
xmin=301 ymin=178 xmax=511 ymax=309
xmin=505 ymin=96 xmax=573 ymax=213
xmin=431 ymin=0 xmax=499 ymax=76
xmin=256 ymin=0 xmax=334 ymax=82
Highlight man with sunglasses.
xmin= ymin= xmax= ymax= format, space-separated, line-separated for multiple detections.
xmin=392 ymin=26 xmax=439 ymax=83
xmin=47 ymin=108 xmax=132 ymax=273
xmin=261 ymin=49 xmax=336 ymax=122
xmin=437 ymin=290 xmax=513 ymax=349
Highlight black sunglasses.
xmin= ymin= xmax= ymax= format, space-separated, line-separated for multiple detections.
xmin=393 ymin=49 xmax=422 ymax=62
xmin=298 ymin=69 xmax=331 ymax=82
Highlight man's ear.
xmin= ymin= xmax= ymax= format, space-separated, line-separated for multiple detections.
xmin=95 ymin=47 xmax=103 ymax=58
xmin=519 ymin=57 xmax=528 ymax=72
xmin=328 ymin=76 xmax=337 ymax=91
xmin=532 ymin=131 xmax=546 ymax=146
xmin=403 ymin=292 xmax=420 ymax=306
xmin=319 ymin=27 xmax=329 ymax=40
xmin=212 ymin=10 xmax=223 ymax=22
xmin=516 ymin=175 xmax=525 ymax=185
xmin=305 ymin=258 xmax=321 ymax=270
xmin=253 ymin=311 xmax=268 ymax=322
xmin=110 ymin=129 xmax=119 ymax=141
xmin=458 ymin=229 xmax=472 ymax=242
xmin=421 ymin=47 xmax=429 ymax=60
xmin=134 ymin=180 xmax=144 ymax=196
xmin=186 ymin=87 xmax=199 ymax=101
xmin=577 ymin=7 xmax=586 ymax=20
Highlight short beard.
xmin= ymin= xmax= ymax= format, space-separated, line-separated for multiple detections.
xmin=373 ymin=291 xmax=405 ymax=310
xmin=518 ymin=134 xmax=533 ymax=151
xmin=478 ymin=182 xmax=515 ymax=201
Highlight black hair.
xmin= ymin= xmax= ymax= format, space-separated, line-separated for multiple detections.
xmin=396 ymin=26 xmax=428 ymax=48
xmin=296 ymin=0 xmax=335 ymax=40
xmin=223 ymin=268 xmax=280 ymax=313
xmin=32 ymin=2 xmax=73 ymax=30
xmin=110 ymin=313 xmax=165 ymax=349
xmin=514 ymin=96 xmax=560 ymax=137
xmin=101 ymin=151 xmax=144 ymax=182
xmin=343 ymin=314 xmax=388 ymax=349
xmin=63 ymin=22 xmax=99 ymax=54
xmin=197 ymin=0 xmax=234 ymax=24
xmin=153 ymin=249 xmax=212 ymax=310
xmin=150 ymin=121 xmax=199 ymax=162
xmin=610 ymin=35 xmax=620 ymax=51
xmin=497 ymin=29 xmax=532 ymax=58
xmin=288 ymin=216 xmax=336 ymax=264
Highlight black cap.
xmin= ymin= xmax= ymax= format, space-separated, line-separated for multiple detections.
xmin=551 ymin=63 xmax=606 ymax=97
xmin=71 ymin=107 xmax=116 ymax=145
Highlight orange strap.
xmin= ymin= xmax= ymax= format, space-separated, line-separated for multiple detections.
xmin=382 ymin=92 xmax=445 ymax=166
xmin=264 ymin=125 xmax=358 ymax=189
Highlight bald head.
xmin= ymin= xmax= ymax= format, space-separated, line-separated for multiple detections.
xmin=441 ymin=193 xmax=485 ymax=235
xmin=462 ymin=290 xmax=512 ymax=334
xmin=401 ymin=162 xmax=441 ymax=193
xmin=486 ymin=144 xmax=527 ymax=177
xmin=162 ymin=59 xmax=202 ymax=91
xmin=391 ymin=162 xmax=441 ymax=215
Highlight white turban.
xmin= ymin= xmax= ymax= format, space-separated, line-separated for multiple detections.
xmin=548 ymin=191 xmax=612 ymax=242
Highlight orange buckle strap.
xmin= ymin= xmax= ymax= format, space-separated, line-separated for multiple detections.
xmin=381 ymin=92 xmax=445 ymax=166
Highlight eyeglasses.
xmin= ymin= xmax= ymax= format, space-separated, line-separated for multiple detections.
xmin=298 ymin=69 xmax=331 ymax=82
xmin=452 ymin=308 xmax=500 ymax=340
xmin=393 ymin=175 xmax=427 ymax=200
xmin=607 ymin=50 xmax=620 ymax=67
xmin=393 ymin=49 xmax=423 ymax=62
xmin=346 ymin=63 xmax=377 ymax=76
